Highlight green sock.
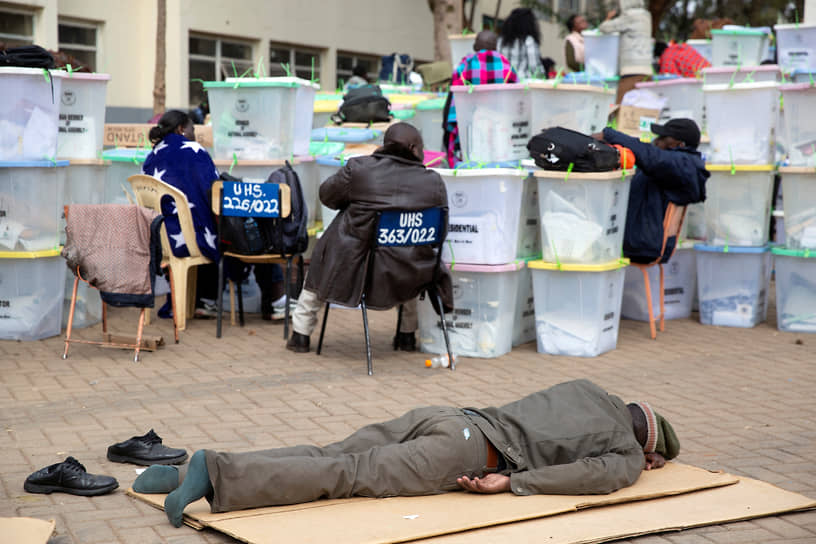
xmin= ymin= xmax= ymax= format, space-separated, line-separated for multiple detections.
xmin=165 ymin=450 xmax=212 ymax=528
xmin=133 ymin=465 xmax=179 ymax=494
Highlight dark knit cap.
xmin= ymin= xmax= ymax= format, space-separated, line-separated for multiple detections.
xmin=631 ymin=401 xmax=680 ymax=460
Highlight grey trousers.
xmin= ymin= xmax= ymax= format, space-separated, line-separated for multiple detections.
xmin=292 ymin=285 xmax=418 ymax=337
xmin=204 ymin=407 xmax=492 ymax=512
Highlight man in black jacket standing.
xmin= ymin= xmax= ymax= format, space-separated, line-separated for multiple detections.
xmin=595 ymin=119 xmax=709 ymax=263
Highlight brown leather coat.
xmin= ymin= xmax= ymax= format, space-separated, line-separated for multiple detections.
xmin=305 ymin=152 xmax=451 ymax=311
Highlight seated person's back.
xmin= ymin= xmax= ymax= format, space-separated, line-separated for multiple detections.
xmin=287 ymin=123 xmax=451 ymax=353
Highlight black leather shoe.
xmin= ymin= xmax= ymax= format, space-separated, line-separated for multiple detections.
xmin=286 ymin=331 xmax=310 ymax=353
xmin=24 ymin=457 xmax=118 ymax=496
xmin=393 ymin=332 xmax=417 ymax=352
xmin=107 ymin=429 xmax=188 ymax=465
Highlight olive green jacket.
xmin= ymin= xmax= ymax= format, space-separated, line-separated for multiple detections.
xmin=467 ymin=379 xmax=645 ymax=495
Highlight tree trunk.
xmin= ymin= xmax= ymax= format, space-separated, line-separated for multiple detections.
xmin=429 ymin=0 xmax=464 ymax=62
xmin=648 ymin=0 xmax=675 ymax=37
xmin=153 ymin=0 xmax=166 ymax=116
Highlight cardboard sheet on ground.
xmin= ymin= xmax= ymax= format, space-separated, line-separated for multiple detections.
xmin=128 ymin=463 xmax=738 ymax=543
xmin=423 ymin=477 xmax=816 ymax=543
xmin=0 ymin=517 xmax=55 ymax=544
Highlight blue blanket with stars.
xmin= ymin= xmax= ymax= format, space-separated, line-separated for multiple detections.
xmin=142 ymin=133 xmax=220 ymax=262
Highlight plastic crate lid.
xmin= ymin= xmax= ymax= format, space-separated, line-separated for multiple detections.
xmin=433 ymin=166 xmax=528 ymax=177
xmin=706 ymin=164 xmax=774 ymax=172
xmin=315 ymin=155 xmax=345 ymax=167
xmin=309 ymin=141 xmax=345 ymax=157
xmin=528 ymin=258 xmax=629 ymax=272
xmin=314 ymin=100 xmax=340 ymax=113
xmin=448 ymin=33 xmax=477 ymax=40
xmin=711 ymin=27 xmax=769 ymax=36
xmin=694 ymin=243 xmax=770 ymax=253
xmin=445 ymin=261 xmax=525 ymax=273
xmin=560 ymin=72 xmax=620 ymax=84
xmin=56 ymin=71 xmax=111 ymax=80
xmin=391 ymin=109 xmax=415 ymax=120
xmin=779 ymin=82 xmax=816 ymax=92
xmin=636 ymin=77 xmax=701 ymax=88
xmin=0 ymin=160 xmax=69 ymax=167
xmin=101 ymin=148 xmax=150 ymax=162
xmin=450 ymin=82 xmax=528 ymax=93
xmin=0 ymin=248 xmax=62 ymax=259
xmin=771 ymin=247 xmax=816 ymax=258
xmin=454 ymin=160 xmax=524 ymax=169
xmin=702 ymin=65 xmax=780 ymax=74
xmin=0 ymin=67 xmax=67 ymax=78
xmin=416 ymin=97 xmax=446 ymax=110
xmin=530 ymin=167 xmax=633 ymax=181
xmin=205 ymin=76 xmax=319 ymax=89
xmin=311 ymin=127 xmax=380 ymax=143
xmin=526 ymin=81 xmax=614 ymax=94
xmin=702 ymin=80 xmax=780 ymax=92
xmin=774 ymin=23 xmax=816 ymax=30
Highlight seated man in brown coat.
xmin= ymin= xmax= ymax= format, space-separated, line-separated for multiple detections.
xmin=286 ymin=123 xmax=451 ymax=353
xmin=133 ymin=379 xmax=680 ymax=528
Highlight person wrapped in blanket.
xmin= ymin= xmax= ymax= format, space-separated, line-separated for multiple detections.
xmin=442 ymin=31 xmax=518 ymax=167
xmin=142 ymin=111 xmax=285 ymax=319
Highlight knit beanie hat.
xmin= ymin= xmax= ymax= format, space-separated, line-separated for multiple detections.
xmin=631 ymin=401 xmax=680 ymax=460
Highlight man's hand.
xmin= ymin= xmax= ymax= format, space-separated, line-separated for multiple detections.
xmin=605 ymin=9 xmax=617 ymax=20
xmin=457 ymin=473 xmax=511 ymax=494
xmin=644 ymin=452 xmax=666 ymax=470
xmin=591 ymin=132 xmax=606 ymax=142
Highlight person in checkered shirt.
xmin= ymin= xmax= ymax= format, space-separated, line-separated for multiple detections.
xmin=442 ymin=30 xmax=518 ymax=166
xmin=656 ymin=41 xmax=711 ymax=78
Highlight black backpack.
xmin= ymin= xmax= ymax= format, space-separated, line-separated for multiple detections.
xmin=0 ymin=45 xmax=55 ymax=68
xmin=217 ymin=163 xmax=308 ymax=256
xmin=332 ymin=85 xmax=391 ymax=124
xmin=527 ymin=127 xmax=620 ymax=172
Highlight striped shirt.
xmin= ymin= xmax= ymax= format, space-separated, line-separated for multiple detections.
xmin=444 ymin=50 xmax=517 ymax=166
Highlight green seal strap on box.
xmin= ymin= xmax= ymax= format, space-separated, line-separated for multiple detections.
xmin=564 ymin=162 xmax=574 ymax=182
xmin=281 ymin=62 xmax=292 ymax=77
xmin=467 ymin=81 xmax=474 ymax=94
xmin=229 ymin=152 xmax=237 ymax=176
xmin=744 ymin=69 xmax=756 ymax=84
xmin=231 ymin=60 xmax=238 ymax=77
xmin=728 ymin=64 xmax=739 ymax=89
xmin=66 ymin=64 xmax=73 ymax=77
xmin=447 ymin=241 xmax=456 ymax=270
xmin=729 ymin=147 xmax=736 ymax=175
xmin=550 ymin=238 xmax=562 ymax=270
xmin=553 ymin=68 xmax=564 ymax=88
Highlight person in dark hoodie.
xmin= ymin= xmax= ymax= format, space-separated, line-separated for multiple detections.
xmin=594 ymin=119 xmax=709 ymax=263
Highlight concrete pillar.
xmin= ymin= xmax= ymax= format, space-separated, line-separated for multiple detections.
xmin=34 ymin=0 xmax=59 ymax=50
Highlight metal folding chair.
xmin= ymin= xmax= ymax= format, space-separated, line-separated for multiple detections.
xmin=316 ymin=207 xmax=454 ymax=375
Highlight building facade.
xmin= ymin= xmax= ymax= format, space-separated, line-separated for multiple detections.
xmin=1 ymin=0 xmax=574 ymax=121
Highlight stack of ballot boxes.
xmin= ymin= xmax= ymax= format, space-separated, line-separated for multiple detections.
xmin=527 ymin=168 xmax=633 ymax=357
xmin=0 ymin=67 xmax=70 ymax=340
xmin=773 ymin=82 xmax=816 ymax=333
xmin=418 ymin=163 xmax=530 ymax=358
xmin=695 ymin=75 xmax=779 ymax=327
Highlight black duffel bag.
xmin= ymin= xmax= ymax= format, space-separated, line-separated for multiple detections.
xmin=331 ymin=84 xmax=391 ymax=124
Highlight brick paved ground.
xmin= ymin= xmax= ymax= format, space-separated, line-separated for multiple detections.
xmin=1 ymin=286 xmax=815 ymax=544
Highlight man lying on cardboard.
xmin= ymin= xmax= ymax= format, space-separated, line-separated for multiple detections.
xmin=132 ymin=379 xmax=679 ymax=528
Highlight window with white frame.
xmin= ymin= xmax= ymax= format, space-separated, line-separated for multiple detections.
xmin=0 ymin=7 xmax=34 ymax=47
xmin=58 ymin=20 xmax=98 ymax=72
xmin=268 ymin=42 xmax=321 ymax=81
xmin=189 ymin=34 xmax=254 ymax=107
xmin=336 ymin=52 xmax=380 ymax=88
